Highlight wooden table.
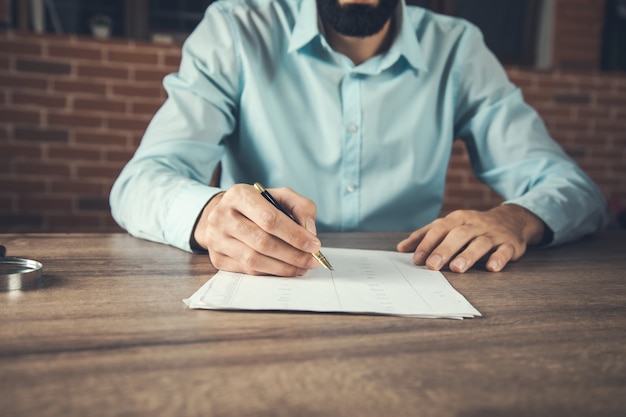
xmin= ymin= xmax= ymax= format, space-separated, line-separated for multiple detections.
xmin=1 ymin=232 xmax=624 ymax=417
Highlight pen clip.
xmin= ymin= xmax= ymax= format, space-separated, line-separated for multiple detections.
xmin=254 ymin=183 xmax=297 ymax=222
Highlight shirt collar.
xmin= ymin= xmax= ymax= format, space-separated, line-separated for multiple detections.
xmin=288 ymin=0 xmax=320 ymax=53
xmin=389 ymin=1 xmax=428 ymax=72
xmin=288 ymin=0 xmax=428 ymax=73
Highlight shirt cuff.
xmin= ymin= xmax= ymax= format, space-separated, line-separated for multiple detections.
xmin=165 ymin=181 xmax=222 ymax=252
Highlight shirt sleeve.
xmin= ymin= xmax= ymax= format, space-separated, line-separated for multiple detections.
xmin=452 ymin=24 xmax=609 ymax=246
xmin=109 ymin=4 xmax=240 ymax=251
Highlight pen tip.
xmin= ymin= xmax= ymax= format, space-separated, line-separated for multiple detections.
xmin=312 ymin=252 xmax=333 ymax=270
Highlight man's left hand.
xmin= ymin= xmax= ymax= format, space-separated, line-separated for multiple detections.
xmin=397 ymin=204 xmax=546 ymax=273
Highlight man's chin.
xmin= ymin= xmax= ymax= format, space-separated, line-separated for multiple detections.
xmin=317 ymin=0 xmax=399 ymax=38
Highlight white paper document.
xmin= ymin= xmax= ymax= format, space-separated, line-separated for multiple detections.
xmin=184 ymin=248 xmax=481 ymax=319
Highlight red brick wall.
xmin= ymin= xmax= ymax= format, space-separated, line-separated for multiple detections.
xmin=1 ymin=24 xmax=625 ymax=233
xmin=1 ymin=32 xmax=180 ymax=231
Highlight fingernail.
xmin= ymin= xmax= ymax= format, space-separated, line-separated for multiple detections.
xmin=451 ymin=257 xmax=467 ymax=272
xmin=305 ymin=217 xmax=317 ymax=235
xmin=304 ymin=239 xmax=321 ymax=253
xmin=427 ymin=254 xmax=443 ymax=270
xmin=487 ymin=260 xmax=502 ymax=272
xmin=413 ymin=251 xmax=427 ymax=264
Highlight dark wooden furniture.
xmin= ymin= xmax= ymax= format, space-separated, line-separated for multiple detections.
xmin=1 ymin=232 xmax=624 ymax=417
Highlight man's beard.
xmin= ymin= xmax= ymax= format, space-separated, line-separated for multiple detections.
xmin=316 ymin=0 xmax=400 ymax=38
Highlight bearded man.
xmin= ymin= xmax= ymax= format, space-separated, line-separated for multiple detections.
xmin=110 ymin=0 xmax=607 ymax=276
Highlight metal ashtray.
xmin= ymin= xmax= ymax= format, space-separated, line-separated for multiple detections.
xmin=0 ymin=245 xmax=43 ymax=291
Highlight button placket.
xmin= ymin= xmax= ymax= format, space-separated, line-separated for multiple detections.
xmin=339 ymin=72 xmax=362 ymax=230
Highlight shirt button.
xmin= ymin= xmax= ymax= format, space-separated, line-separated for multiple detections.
xmin=346 ymin=183 xmax=357 ymax=193
xmin=347 ymin=124 xmax=358 ymax=133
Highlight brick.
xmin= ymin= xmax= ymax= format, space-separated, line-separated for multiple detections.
xmin=447 ymin=186 xmax=491 ymax=199
xmin=521 ymin=90 xmax=554 ymax=106
xmin=448 ymin=158 xmax=471 ymax=171
xmin=579 ymin=160 xmax=610 ymax=177
xmin=535 ymin=107 xmax=574 ymax=119
xmin=596 ymin=95 xmax=626 ymax=108
xmin=13 ymin=92 xmax=68 ymax=108
xmin=0 ymin=108 xmax=41 ymax=124
xmin=74 ymin=131 xmax=128 ymax=147
xmin=15 ymin=161 xmax=71 ymax=177
xmin=590 ymin=148 xmax=622 ymax=159
xmin=73 ymin=97 xmax=127 ymax=113
xmin=578 ymin=78 xmax=616 ymax=94
xmin=53 ymin=79 xmax=106 ymax=96
xmin=0 ymin=179 xmax=46 ymax=193
xmin=130 ymin=101 xmax=161 ymax=115
xmin=552 ymin=120 xmax=593 ymax=133
xmin=76 ymin=164 xmax=124 ymax=179
xmin=0 ymin=73 xmax=48 ymax=90
xmin=134 ymin=68 xmax=168 ymax=83
xmin=576 ymin=108 xmax=614 ymax=120
xmin=108 ymin=49 xmax=159 ymax=65
xmin=15 ymin=126 xmax=69 ymax=142
xmin=562 ymin=145 xmax=587 ymax=159
xmin=553 ymin=92 xmax=591 ymax=105
xmin=451 ymin=143 xmax=467 ymax=157
xmin=77 ymin=197 xmax=110 ymax=210
xmin=47 ymin=213 xmax=101 ymax=230
xmin=0 ymin=39 xmax=43 ymax=56
xmin=47 ymin=146 xmax=101 ymax=161
xmin=595 ymin=120 xmax=626 ymax=135
xmin=19 ymin=196 xmax=74 ymax=211
xmin=51 ymin=180 xmax=105 ymax=195
xmin=105 ymin=149 xmax=133 ymax=162
xmin=0 ymin=214 xmax=43 ymax=229
xmin=15 ymin=58 xmax=71 ymax=75
xmin=3 ymin=142 xmax=44 ymax=158
xmin=48 ymin=112 xmax=103 ymax=128
xmin=77 ymin=63 xmax=130 ymax=80
xmin=163 ymin=53 xmax=182 ymax=67
xmin=48 ymin=45 xmax=103 ymax=61
xmin=106 ymin=116 xmax=150 ymax=131
xmin=535 ymin=77 xmax=577 ymax=91
xmin=110 ymin=83 xmax=162 ymax=99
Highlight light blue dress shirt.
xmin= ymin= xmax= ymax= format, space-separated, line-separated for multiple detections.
xmin=110 ymin=0 xmax=608 ymax=252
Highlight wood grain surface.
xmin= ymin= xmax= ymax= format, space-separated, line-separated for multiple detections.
xmin=1 ymin=232 xmax=624 ymax=417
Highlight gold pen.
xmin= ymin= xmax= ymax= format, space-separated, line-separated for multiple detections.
xmin=253 ymin=182 xmax=334 ymax=270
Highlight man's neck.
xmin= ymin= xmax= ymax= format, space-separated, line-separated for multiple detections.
xmin=323 ymin=19 xmax=394 ymax=65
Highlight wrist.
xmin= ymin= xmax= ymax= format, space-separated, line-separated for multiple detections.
xmin=496 ymin=204 xmax=548 ymax=246
xmin=191 ymin=192 xmax=224 ymax=250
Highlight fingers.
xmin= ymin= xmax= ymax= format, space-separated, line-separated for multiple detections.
xmin=208 ymin=235 xmax=311 ymax=276
xmin=484 ymin=244 xmax=516 ymax=272
xmin=398 ymin=209 xmax=528 ymax=273
xmin=396 ymin=227 xmax=428 ymax=253
xmin=202 ymin=184 xmax=321 ymax=276
xmin=247 ymin=186 xmax=321 ymax=252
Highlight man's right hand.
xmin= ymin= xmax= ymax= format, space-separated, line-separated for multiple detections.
xmin=193 ymin=183 xmax=322 ymax=276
